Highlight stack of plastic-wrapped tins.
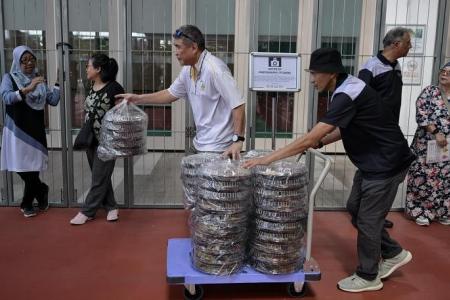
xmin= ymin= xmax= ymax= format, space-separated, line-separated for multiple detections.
xmin=180 ymin=153 xmax=223 ymax=210
xmin=191 ymin=160 xmax=252 ymax=275
xmin=97 ymin=101 xmax=148 ymax=161
xmin=249 ymin=161 xmax=309 ymax=274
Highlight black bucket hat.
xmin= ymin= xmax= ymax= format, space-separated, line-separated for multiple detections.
xmin=307 ymin=48 xmax=346 ymax=73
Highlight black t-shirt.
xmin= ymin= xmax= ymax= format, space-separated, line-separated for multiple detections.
xmin=358 ymin=52 xmax=403 ymax=123
xmin=85 ymin=80 xmax=125 ymax=138
xmin=320 ymin=74 xmax=415 ymax=179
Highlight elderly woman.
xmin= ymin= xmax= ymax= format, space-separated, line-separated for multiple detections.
xmin=0 ymin=45 xmax=60 ymax=217
xmin=406 ymin=62 xmax=450 ymax=226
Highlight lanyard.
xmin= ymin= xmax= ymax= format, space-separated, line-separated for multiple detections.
xmin=191 ymin=52 xmax=207 ymax=95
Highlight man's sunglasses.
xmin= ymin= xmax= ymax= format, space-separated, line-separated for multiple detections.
xmin=174 ymin=29 xmax=196 ymax=43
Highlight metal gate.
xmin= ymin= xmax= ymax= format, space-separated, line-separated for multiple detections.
xmin=1 ymin=0 xmax=449 ymax=209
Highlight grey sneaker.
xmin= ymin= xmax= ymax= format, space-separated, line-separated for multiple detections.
xmin=379 ymin=249 xmax=412 ymax=279
xmin=337 ymin=274 xmax=383 ymax=292
xmin=439 ymin=216 xmax=450 ymax=225
xmin=415 ymin=216 xmax=430 ymax=226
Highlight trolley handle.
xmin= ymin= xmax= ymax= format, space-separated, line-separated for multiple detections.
xmin=305 ymin=148 xmax=333 ymax=260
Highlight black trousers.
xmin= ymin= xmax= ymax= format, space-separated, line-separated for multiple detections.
xmin=17 ymin=171 xmax=44 ymax=209
xmin=81 ymin=146 xmax=117 ymax=218
xmin=346 ymin=168 xmax=408 ymax=280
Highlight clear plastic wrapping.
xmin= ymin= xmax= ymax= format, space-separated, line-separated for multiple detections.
xmin=189 ymin=159 xmax=252 ymax=275
xmin=255 ymin=207 xmax=307 ymax=222
xmin=192 ymin=207 xmax=249 ymax=225
xmin=250 ymin=239 xmax=302 ymax=254
xmin=181 ymin=155 xmax=310 ymax=275
xmin=97 ymin=101 xmax=148 ymax=161
xmin=180 ymin=153 xmax=223 ymax=209
xmin=254 ymin=229 xmax=304 ymax=244
xmin=241 ymin=149 xmax=273 ymax=160
xmin=250 ymin=257 xmax=304 ymax=275
xmin=199 ymin=160 xmax=252 ymax=181
xmin=254 ymin=218 xmax=306 ymax=233
xmin=248 ymin=160 xmax=309 ymax=274
xmin=192 ymin=259 xmax=245 ymax=276
xmin=254 ymin=161 xmax=309 ymax=190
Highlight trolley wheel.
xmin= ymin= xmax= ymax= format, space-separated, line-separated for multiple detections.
xmin=287 ymin=282 xmax=307 ymax=298
xmin=184 ymin=285 xmax=204 ymax=300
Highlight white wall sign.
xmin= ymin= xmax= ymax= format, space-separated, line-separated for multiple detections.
xmin=249 ymin=52 xmax=301 ymax=92
xmin=400 ymin=56 xmax=423 ymax=85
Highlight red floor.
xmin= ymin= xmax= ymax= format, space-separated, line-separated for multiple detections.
xmin=0 ymin=208 xmax=448 ymax=300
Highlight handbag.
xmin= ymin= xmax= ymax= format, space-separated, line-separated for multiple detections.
xmin=73 ymin=97 xmax=100 ymax=150
xmin=73 ymin=117 xmax=96 ymax=150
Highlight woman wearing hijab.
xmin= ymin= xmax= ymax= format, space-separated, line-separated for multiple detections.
xmin=406 ymin=62 xmax=450 ymax=226
xmin=0 ymin=45 xmax=60 ymax=217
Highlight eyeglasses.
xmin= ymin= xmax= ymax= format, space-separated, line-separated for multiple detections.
xmin=440 ymin=69 xmax=450 ymax=76
xmin=20 ymin=57 xmax=36 ymax=64
xmin=174 ymin=29 xmax=196 ymax=43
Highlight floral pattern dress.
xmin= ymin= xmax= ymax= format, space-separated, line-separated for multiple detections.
xmin=406 ymin=85 xmax=450 ymax=221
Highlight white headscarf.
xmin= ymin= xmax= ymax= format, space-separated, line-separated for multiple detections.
xmin=10 ymin=45 xmax=47 ymax=110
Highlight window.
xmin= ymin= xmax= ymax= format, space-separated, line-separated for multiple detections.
xmin=195 ymin=0 xmax=235 ymax=73
xmin=131 ymin=0 xmax=172 ymax=136
xmin=3 ymin=0 xmax=49 ymax=127
xmin=68 ymin=0 xmax=109 ymax=129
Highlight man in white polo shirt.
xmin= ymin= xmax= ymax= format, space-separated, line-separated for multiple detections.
xmin=116 ymin=25 xmax=245 ymax=159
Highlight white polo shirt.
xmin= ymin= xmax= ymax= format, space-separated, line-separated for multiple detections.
xmin=168 ymin=50 xmax=245 ymax=151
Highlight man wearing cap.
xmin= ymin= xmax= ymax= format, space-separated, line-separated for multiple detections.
xmin=116 ymin=25 xmax=245 ymax=159
xmin=358 ymin=27 xmax=412 ymax=229
xmin=243 ymin=48 xmax=414 ymax=292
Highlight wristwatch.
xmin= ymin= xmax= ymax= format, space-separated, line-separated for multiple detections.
xmin=232 ymin=134 xmax=245 ymax=142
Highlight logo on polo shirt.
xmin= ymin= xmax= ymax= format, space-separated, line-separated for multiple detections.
xmin=199 ymin=80 xmax=206 ymax=91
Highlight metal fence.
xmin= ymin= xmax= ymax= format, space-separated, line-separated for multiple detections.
xmin=0 ymin=0 xmax=449 ymax=209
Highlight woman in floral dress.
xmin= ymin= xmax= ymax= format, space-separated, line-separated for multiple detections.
xmin=406 ymin=62 xmax=450 ymax=226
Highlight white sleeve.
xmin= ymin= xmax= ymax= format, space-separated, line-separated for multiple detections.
xmin=15 ymin=90 xmax=22 ymax=101
xmin=168 ymin=70 xmax=187 ymax=99
xmin=213 ymin=69 xmax=245 ymax=109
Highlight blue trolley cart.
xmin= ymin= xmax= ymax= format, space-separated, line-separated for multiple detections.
xmin=167 ymin=149 xmax=332 ymax=299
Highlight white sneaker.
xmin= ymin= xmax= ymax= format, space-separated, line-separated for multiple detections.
xmin=107 ymin=209 xmax=119 ymax=222
xmin=337 ymin=274 xmax=383 ymax=292
xmin=415 ymin=216 xmax=430 ymax=226
xmin=439 ymin=216 xmax=450 ymax=226
xmin=70 ymin=212 xmax=92 ymax=225
xmin=378 ymin=249 xmax=412 ymax=279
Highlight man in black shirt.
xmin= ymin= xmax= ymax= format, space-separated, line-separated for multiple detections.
xmin=358 ymin=27 xmax=412 ymax=228
xmin=243 ymin=48 xmax=414 ymax=293
xmin=359 ymin=27 xmax=412 ymax=123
